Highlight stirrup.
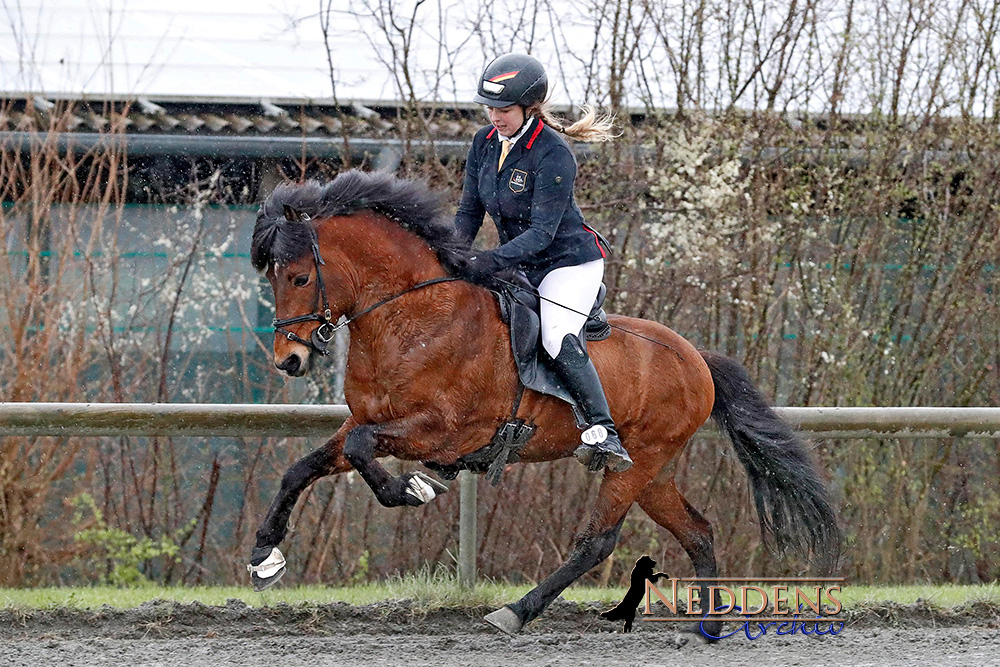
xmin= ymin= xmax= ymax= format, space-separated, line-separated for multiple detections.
xmin=573 ymin=428 xmax=633 ymax=473
xmin=574 ymin=443 xmax=633 ymax=473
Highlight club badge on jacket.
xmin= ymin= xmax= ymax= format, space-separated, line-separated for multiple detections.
xmin=509 ymin=169 xmax=527 ymax=193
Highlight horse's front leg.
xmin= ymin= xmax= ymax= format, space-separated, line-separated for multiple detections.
xmin=343 ymin=421 xmax=449 ymax=508
xmin=248 ymin=419 xmax=355 ymax=590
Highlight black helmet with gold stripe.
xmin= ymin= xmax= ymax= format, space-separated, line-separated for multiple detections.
xmin=473 ymin=53 xmax=548 ymax=108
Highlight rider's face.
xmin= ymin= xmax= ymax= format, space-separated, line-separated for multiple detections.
xmin=486 ymin=105 xmax=525 ymax=137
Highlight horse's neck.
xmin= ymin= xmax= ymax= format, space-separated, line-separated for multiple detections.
xmin=342 ymin=282 xmax=504 ymax=420
xmin=348 ymin=279 xmax=500 ymax=357
xmin=330 ymin=213 xmax=507 ymax=380
xmin=336 ymin=212 xmax=446 ymax=301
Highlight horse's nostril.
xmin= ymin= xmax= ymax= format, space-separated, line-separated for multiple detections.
xmin=276 ymin=354 xmax=301 ymax=375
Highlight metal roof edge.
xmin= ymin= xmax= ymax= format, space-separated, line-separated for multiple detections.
xmin=0 ymin=91 xmax=664 ymax=115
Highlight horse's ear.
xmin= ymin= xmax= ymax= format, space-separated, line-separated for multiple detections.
xmin=283 ymin=204 xmax=303 ymax=222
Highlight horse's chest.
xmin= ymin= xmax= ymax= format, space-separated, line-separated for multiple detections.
xmin=343 ymin=357 xmax=419 ymax=423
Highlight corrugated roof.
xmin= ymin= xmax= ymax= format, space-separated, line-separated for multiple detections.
xmin=0 ymin=96 xmax=485 ymax=140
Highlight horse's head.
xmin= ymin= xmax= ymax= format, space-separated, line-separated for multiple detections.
xmin=252 ymin=171 xmax=481 ymax=378
xmin=253 ymin=199 xmax=355 ymax=377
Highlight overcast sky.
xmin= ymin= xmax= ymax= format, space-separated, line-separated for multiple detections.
xmin=0 ymin=1 xmax=561 ymax=102
xmin=1 ymin=1 xmax=989 ymax=118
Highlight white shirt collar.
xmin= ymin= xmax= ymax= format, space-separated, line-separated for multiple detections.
xmin=497 ymin=116 xmax=535 ymax=145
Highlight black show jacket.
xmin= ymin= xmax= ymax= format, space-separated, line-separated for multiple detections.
xmin=454 ymin=119 xmax=607 ymax=286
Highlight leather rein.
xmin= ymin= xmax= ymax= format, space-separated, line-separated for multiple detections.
xmin=272 ymin=221 xmax=459 ymax=356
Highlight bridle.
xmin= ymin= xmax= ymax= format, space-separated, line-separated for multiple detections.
xmin=271 ymin=222 xmax=339 ymax=356
xmin=271 ymin=217 xmax=459 ymax=356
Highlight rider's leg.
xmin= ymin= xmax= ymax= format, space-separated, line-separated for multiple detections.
xmin=538 ymin=260 xmax=633 ymax=473
xmin=538 ymin=260 xmax=604 ymax=358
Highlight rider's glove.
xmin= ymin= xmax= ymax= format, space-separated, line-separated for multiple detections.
xmin=462 ymin=251 xmax=503 ymax=280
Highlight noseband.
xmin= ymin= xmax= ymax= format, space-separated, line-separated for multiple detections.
xmin=271 ymin=219 xmax=459 ymax=356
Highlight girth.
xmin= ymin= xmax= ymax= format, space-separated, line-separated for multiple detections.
xmin=423 ymin=383 xmax=536 ymax=487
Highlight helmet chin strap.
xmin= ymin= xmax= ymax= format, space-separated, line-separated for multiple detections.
xmin=512 ymin=115 xmax=530 ymax=137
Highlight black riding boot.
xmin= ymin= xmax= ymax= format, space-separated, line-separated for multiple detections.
xmin=549 ymin=334 xmax=633 ymax=473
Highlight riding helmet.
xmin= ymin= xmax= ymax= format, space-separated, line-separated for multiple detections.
xmin=473 ymin=53 xmax=548 ymax=108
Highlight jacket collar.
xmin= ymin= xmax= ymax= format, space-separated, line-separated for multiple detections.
xmin=496 ymin=116 xmax=535 ymax=145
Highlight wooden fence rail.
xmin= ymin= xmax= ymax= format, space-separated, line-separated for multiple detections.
xmin=1 ymin=403 xmax=998 ymax=439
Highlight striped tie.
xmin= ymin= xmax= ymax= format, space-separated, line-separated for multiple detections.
xmin=498 ymin=139 xmax=511 ymax=171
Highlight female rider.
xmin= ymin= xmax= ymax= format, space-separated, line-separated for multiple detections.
xmin=454 ymin=53 xmax=632 ymax=473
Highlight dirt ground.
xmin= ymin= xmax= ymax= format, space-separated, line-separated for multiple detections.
xmin=2 ymin=599 xmax=999 ymax=666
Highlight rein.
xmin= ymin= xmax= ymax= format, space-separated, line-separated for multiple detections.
xmin=272 ymin=224 xmax=459 ymax=356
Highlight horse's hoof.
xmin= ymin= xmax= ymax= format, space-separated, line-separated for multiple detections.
xmin=247 ymin=546 xmax=286 ymax=591
xmin=484 ymin=606 xmax=523 ymax=635
xmin=404 ymin=471 xmax=448 ymax=505
xmin=676 ymin=628 xmax=715 ymax=646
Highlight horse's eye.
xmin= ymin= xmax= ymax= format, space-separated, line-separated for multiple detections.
xmin=293 ymin=275 xmax=309 ymax=287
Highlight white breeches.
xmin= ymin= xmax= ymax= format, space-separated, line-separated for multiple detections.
xmin=538 ymin=258 xmax=605 ymax=358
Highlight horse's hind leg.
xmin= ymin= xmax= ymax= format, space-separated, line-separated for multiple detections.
xmin=637 ymin=470 xmax=721 ymax=640
xmin=249 ymin=421 xmax=355 ymax=590
xmin=484 ymin=465 xmax=657 ymax=635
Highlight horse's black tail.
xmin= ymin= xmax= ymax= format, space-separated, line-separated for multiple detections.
xmin=701 ymin=351 xmax=841 ymax=572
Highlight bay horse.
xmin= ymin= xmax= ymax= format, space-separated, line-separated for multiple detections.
xmin=248 ymin=170 xmax=839 ymax=637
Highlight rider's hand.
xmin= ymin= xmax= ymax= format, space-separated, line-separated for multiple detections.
xmin=462 ymin=251 xmax=502 ymax=280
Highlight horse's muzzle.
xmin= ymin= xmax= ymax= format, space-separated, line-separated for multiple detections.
xmin=275 ymin=352 xmax=308 ymax=377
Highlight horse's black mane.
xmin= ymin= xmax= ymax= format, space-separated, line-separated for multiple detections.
xmin=252 ymin=170 xmax=481 ymax=280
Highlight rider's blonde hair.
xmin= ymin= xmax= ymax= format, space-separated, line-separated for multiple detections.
xmin=524 ymin=101 xmax=618 ymax=142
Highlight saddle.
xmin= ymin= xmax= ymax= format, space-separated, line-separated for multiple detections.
xmin=423 ymin=279 xmax=611 ymax=485
xmin=493 ymin=280 xmax=611 ymax=408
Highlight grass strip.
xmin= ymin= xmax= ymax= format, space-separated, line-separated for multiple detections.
xmin=1 ymin=575 xmax=998 ymax=612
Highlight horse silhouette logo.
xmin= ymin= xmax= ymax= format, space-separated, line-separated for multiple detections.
xmin=600 ymin=555 xmax=668 ymax=632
